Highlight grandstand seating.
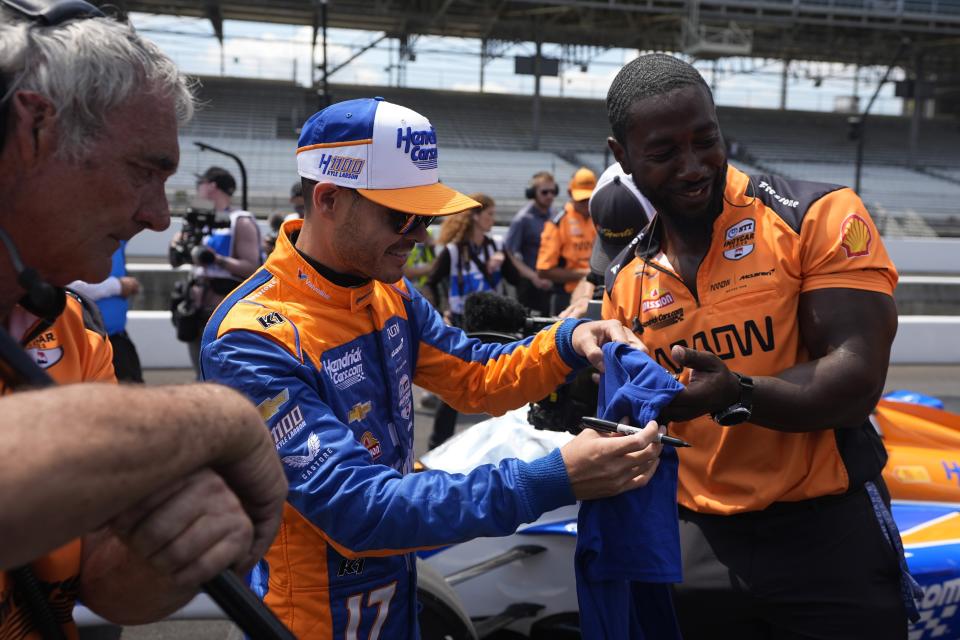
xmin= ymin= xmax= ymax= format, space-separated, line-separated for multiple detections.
xmin=172 ymin=76 xmax=960 ymax=236
xmin=759 ymin=162 xmax=960 ymax=237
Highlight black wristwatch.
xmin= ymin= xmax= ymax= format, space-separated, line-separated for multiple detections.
xmin=712 ymin=373 xmax=754 ymax=426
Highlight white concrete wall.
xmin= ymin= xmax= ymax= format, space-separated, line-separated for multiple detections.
xmin=885 ymin=237 xmax=960 ymax=275
xmin=890 ymin=316 xmax=960 ymax=364
xmin=129 ymin=311 xmax=960 ymax=369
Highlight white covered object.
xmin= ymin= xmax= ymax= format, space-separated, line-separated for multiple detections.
xmin=421 ymin=408 xmax=574 ymax=474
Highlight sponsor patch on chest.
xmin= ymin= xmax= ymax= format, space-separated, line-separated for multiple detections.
xmin=323 ymin=346 xmax=366 ymax=390
xmin=641 ymin=288 xmax=675 ymax=312
xmin=723 ymin=218 xmax=755 ymax=260
xmin=361 ymin=431 xmax=382 ymax=460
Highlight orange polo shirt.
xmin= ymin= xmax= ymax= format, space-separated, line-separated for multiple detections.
xmin=0 ymin=294 xmax=115 ymax=639
xmin=536 ymin=202 xmax=597 ymax=293
xmin=603 ymin=165 xmax=897 ymax=515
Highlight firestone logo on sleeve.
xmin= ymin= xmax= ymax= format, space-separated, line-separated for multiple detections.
xmin=323 ymin=346 xmax=365 ymax=390
xmin=840 ymin=213 xmax=872 ymax=258
xmin=396 ymin=126 xmax=438 ymax=170
xmin=723 ymin=219 xmax=755 ymax=260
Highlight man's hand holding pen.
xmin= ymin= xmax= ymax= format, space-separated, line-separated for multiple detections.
xmin=560 ymin=419 xmax=664 ymax=500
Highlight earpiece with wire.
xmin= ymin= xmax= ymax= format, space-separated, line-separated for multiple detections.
xmin=0 ymin=226 xmax=65 ymax=322
xmin=630 ymin=217 xmax=659 ymax=336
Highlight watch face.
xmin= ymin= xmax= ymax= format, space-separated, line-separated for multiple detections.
xmin=716 ymin=406 xmax=752 ymax=426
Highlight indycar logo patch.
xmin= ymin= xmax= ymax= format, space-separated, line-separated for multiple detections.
xmin=723 ymin=218 xmax=755 ymax=260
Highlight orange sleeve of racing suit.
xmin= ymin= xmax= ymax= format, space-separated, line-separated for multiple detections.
xmin=799 ymin=189 xmax=898 ymax=295
xmin=410 ymin=290 xmax=589 ymax=415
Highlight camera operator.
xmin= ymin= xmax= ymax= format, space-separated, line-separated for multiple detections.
xmin=169 ymin=166 xmax=262 ymax=376
xmin=0 ymin=3 xmax=285 ymax=637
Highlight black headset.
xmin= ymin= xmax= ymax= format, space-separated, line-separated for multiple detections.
xmin=0 ymin=0 xmax=105 ymax=323
xmin=524 ymin=177 xmax=560 ymax=200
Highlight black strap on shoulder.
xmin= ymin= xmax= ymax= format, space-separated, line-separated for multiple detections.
xmin=0 ymin=326 xmax=66 ymax=640
xmin=467 ymin=241 xmax=498 ymax=291
xmin=64 ymin=289 xmax=107 ymax=338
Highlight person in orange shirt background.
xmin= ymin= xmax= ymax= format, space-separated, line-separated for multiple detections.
xmin=536 ymin=167 xmax=597 ymax=314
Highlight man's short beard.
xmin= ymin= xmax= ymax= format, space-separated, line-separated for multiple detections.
xmin=644 ymin=161 xmax=728 ymax=235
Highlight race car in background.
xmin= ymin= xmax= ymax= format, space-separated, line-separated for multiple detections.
xmin=418 ymin=395 xmax=960 ymax=640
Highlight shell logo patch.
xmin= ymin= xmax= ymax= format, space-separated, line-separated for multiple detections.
xmin=840 ymin=213 xmax=872 ymax=258
xmin=893 ymin=465 xmax=932 ymax=484
xmin=348 ymin=401 xmax=372 ymax=423
xmin=361 ymin=431 xmax=382 ymax=460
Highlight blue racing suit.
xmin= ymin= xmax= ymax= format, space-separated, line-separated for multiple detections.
xmin=200 ymin=219 xmax=588 ymax=639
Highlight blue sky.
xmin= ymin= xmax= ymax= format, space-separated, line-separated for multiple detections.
xmin=131 ymin=12 xmax=906 ymax=115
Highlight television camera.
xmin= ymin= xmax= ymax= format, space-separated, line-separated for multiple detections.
xmin=168 ymin=207 xmax=229 ymax=268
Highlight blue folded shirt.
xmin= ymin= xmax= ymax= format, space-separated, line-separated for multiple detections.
xmin=575 ymin=342 xmax=684 ymax=640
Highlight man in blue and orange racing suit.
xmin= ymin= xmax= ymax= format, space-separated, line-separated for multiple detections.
xmin=201 ymin=97 xmax=665 ymax=639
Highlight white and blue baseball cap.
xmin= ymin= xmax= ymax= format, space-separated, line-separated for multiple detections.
xmin=296 ymin=97 xmax=479 ymax=216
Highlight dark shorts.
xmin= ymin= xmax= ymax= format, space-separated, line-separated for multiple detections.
xmin=673 ymin=483 xmax=907 ymax=640
xmin=108 ymin=331 xmax=143 ymax=383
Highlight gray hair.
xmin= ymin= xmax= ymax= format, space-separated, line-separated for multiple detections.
xmin=0 ymin=13 xmax=194 ymax=161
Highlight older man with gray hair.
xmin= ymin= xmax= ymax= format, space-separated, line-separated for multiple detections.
xmin=0 ymin=2 xmax=286 ymax=637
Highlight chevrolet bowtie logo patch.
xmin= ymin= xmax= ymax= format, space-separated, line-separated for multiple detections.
xmin=258 ymin=388 xmax=290 ymax=422
xmin=348 ymin=401 xmax=372 ymax=423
